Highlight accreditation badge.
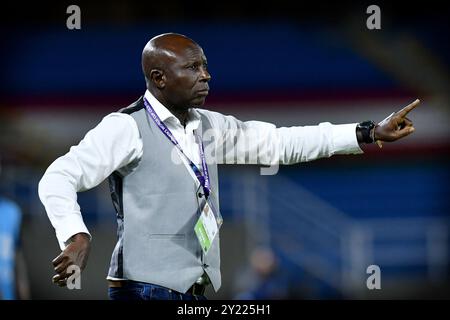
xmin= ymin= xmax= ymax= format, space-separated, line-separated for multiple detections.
xmin=194 ymin=194 xmax=223 ymax=255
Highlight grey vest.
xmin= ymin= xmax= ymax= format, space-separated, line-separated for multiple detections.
xmin=107 ymin=97 xmax=221 ymax=293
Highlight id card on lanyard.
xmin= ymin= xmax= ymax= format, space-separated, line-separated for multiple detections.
xmin=143 ymin=97 xmax=223 ymax=254
xmin=194 ymin=190 xmax=223 ymax=254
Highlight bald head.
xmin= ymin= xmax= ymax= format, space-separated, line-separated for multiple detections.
xmin=142 ymin=33 xmax=199 ymax=85
xmin=140 ymin=33 xmax=211 ymax=111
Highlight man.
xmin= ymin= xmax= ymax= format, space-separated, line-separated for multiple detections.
xmin=38 ymin=33 xmax=418 ymax=300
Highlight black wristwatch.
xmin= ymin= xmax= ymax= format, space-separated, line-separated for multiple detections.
xmin=357 ymin=120 xmax=376 ymax=144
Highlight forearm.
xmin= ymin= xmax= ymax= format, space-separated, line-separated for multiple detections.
xmin=38 ymin=169 xmax=91 ymax=250
xmin=202 ymin=110 xmax=363 ymax=165
xmin=277 ymin=122 xmax=363 ymax=164
xmin=38 ymin=113 xmax=142 ymax=250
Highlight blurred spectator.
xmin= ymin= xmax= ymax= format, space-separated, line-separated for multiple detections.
xmin=233 ymin=246 xmax=291 ymax=299
xmin=0 ymin=159 xmax=30 ymax=300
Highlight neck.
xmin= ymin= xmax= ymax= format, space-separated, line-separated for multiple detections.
xmin=150 ymin=89 xmax=189 ymax=127
xmin=169 ymin=108 xmax=189 ymax=128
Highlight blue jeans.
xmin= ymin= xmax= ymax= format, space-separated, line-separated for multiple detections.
xmin=108 ymin=281 xmax=207 ymax=300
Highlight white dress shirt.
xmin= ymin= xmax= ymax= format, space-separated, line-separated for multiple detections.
xmin=38 ymin=90 xmax=363 ymax=250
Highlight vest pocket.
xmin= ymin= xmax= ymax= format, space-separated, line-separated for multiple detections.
xmin=148 ymin=234 xmax=186 ymax=241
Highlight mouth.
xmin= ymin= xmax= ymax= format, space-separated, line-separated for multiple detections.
xmin=196 ymin=89 xmax=209 ymax=96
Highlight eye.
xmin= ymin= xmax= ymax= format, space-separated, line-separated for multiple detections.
xmin=188 ymin=64 xmax=198 ymax=70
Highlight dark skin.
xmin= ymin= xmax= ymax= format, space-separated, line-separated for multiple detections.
xmin=51 ymin=33 xmax=419 ymax=287
xmin=142 ymin=33 xmax=211 ymax=127
xmin=52 ymin=33 xmax=212 ymax=287
xmin=52 ymin=233 xmax=90 ymax=286
xmin=373 ymin=99 xmax=419 ymax=145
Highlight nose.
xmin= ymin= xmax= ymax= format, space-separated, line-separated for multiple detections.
xmin=200 ymin=66 xmax=211 ymax=82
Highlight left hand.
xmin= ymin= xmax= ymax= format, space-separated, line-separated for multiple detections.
xmin=374 ymin=99 xmax=420 ymax=142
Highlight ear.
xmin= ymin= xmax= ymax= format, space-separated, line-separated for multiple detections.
xmin=150 ymin=69 xmax=166 ymax=89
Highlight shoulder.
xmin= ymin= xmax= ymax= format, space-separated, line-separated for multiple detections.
xmin=117 ymin=96 xmax=145 ymax=115
xmin=99 ymin=96 xmax=145 ymax=132
xmin=86 ymin=100 xmax=143 ymax=142
xmin=194 ymin=107 xmax=230 ymax=125
xmin=195 ymin=107 xmax=244 ymax=129
xmin=195 ymin=107 xmax=223 ymax=118
xmin=101 ymin=112 xmax=136 ymax=125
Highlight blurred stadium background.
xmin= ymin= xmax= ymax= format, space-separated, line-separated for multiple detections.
xmin=0 ymin=1 xmax=449 ymax=299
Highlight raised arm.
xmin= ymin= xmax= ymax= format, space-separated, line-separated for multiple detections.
xmin=199 ymin=109 xmax=362 ymax=166
xmin=200 ymin=99 xmax=419 ymax=166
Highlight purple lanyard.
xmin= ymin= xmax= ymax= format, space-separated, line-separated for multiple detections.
xmin=143 ymin=97 xmax=210 ymax=197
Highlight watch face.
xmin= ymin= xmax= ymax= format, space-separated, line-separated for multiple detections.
xmin=358 ymin=121 xmax=375 ymax=143
xmin=360 ymin=121 xmax=375 ymax=128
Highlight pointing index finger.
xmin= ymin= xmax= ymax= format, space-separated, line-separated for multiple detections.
xmin=397 ymin=99 xmax=420 ymax=117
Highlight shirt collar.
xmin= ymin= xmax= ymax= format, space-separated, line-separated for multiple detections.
xmin=144 ymin=90 xmax=201 ymax=129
